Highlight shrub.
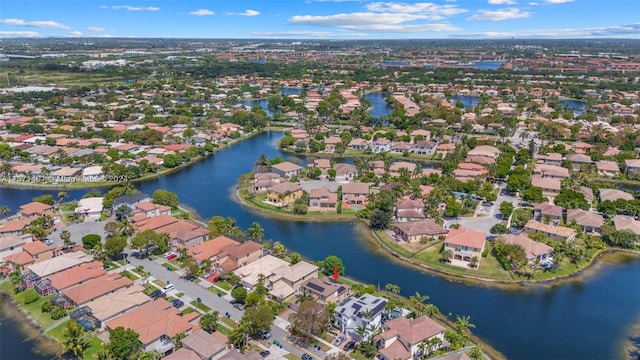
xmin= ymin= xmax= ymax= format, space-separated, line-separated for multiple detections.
xmin=22 ymin=289 xmax=40 ymax=304
xmin=82 ymin=234 xmax=101 ymax=249
xmin=50 ymin=306 xmax=67 ymax=320
xmin=481 ymin=248 xmax=489 ymax=258
xmin=41 ymin=299 xmax=54 ymax=313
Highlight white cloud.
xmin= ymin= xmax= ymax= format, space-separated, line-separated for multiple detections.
xmin=238 ymin=10 xmax=260 ymax=16
xmin=467 ymin=8 xmax=531 ymax=21
xmin=65 ymin=31 xmax=84 ymax=36
xmin=528 ymin=2 xmax=539 ymax=5
xmin=458 ymin=23 xmax=640 ymax=38
xmin=86 ymin=26 xmax=106 ymax=32
xmin=290 ymin=13 xmax=459 ymax=32
xmin=250 ymin=30 xmax=368 ymax=38
xmin=102 ymin=5 xmax=159 ymax=11
xmin=545 ymin=0 xmax=573 ymax=3
xmin=0 ymin=18 xmax=68 ymax=29
xmin=365 ymin=2 xmax=467 ymax=16
xmin=488 ymin=0 xmax=516 ymax=4
xmin=0 ymin=31 xmax=41 ymax=38
xmin=189 ymin=9 xmax=214 ymax=16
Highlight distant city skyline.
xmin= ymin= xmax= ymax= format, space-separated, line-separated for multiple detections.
xmin=1 ymin=0 xmax=639 ymax=39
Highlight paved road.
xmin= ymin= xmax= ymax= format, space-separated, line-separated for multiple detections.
xmin=47 ymin=219 xmax=109 ymax=246
xmin=444 ymin=184 xmax=517 ymax=233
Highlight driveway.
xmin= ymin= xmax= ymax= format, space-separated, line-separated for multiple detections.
xmin=444 ymin=184 xmax=517 ymax=233
xmin=48 ymin=219 xmax=109 ymax=246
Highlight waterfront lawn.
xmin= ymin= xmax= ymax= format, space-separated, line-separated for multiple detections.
xmin=47 ymin=320 xmax=69 ymax=342
xmin=84 ymin=336 xmax=108 ymax=359
xmin=9 ymin=289 xmax=58 ymax=330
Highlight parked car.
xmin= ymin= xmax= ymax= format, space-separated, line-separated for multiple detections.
xmin=259 ymin=330 xmax=271 ymax=339
xmin=333 ymin=336 xmax=346 ymax=346
xmin=301 ymin=354 xmax=313 ymax=360
xmin=259 ymin=351 xmax=270 ymax=358
xmin=171 ymin=299 xmax=184 ymax=308
xmin=45 ymin=239 xmax=54 ymax=246
xmin=148 ymin=289 xmax=163 ymax=299
xmin=163 ymin=284 xmax=175 ymax=293
xmin=233 ymin=303 xmax=245 ymax=311
xmin=344 ymin=340 xmax=356 ymax=351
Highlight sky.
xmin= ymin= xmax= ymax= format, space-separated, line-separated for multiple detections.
xmin=0 ymin=0 xmax=639 ymax=39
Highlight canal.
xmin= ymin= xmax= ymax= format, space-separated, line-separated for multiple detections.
xmin=1 ymin=131 xmax=639 ymax=359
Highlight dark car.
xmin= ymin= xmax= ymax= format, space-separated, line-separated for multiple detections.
xmin=344 ymin=340 xmax=356 ymax=351
xmin=233 ymin=303 xmax=245 ymax=311
xmin=301 ymin=354 xmax=313 ymax=360
xmin=148 ymin=289 xmax=163 ymax=299
xmin=171 ymin=299 xmax=184 ymax=308
xmin=259 ymin=351 xmax=270 ymax=358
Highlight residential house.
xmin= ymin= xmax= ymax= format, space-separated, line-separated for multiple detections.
xmin=536 ymin=153 xmax=563 ymax=166
xmin=372 ymin=138 xmax=392 ymax=153
xmin=134 ymin=202 xmax=172 ymax=218
xmin=18 ymin=201 xmax=52 ymax=218
xmin=390 ymin=141 xmax=413 ymax=155
xmin=533 ymin=164 xmax=570 ymax=179
xmin=341 ymin=182 xmax=370 ymax=208
xmin=573 ymin=142 xmax=593 ymax=154
xmin=4 ymin=241 xmax=60 ymax=275
xmin=436 ymin=143 xmax=455 ymax=157
xmin=334 ymin=294 xmax=388 ymax=340
xmin=599 ymin=188 xmax=634 ymax=202
xmin=308 ymin=187 xmax=338 ymax=212
xmin=253 ymin=173 xmax=283 ymax=193
xmin=75 ymin=197 xmax=104 ymax=218
xmin=0 ymin=233 xmax=32 ymax=263
xmin=566 ymin=154 xmax=593 ymax=171
xmin=523 ymin=220 xmax=577 ymax=241
xmin=112 ymin=193 xmax=152 ymax=212
xmin=63 ymin=273 xmax=133 ymax=307
xmin=82 ymin=166 xmax=104 ymax=182
xmin=393 ymin=220 xmax=447 ymax=243
xmin=85 ymin=284 xmax=151 ymax=325
xmin=324 ymin=136 xmax=342 ymax=153
xmin=394 ymin=198 xmax=425 ymax=222
xmin=265 ymin=182 xmax=303 ymax=207
xmin=26 ymin=251 xmax=93 ymax=278
xmin=268 ymin=261 xmax=319 ymax=301
xmin=0 ymin=219 xmax=32 ymax=237
xmin=501 ymin=234 xmax=553 ymax=264
xmin=596 ymin=161 xmax=620 ymax=177
xmin=412 ymin=140 xmax=437 ymax=156
xmin=531 ymin=176 xmax=561 ymax=198
xmin=410 ymin=129 xmax=431 ymax=141
xmin=106 ymin=299 xmax=197 ymax=354
xmin=376 ymin=316 xmax=446 ymax=360
xmin=334 ymin=163 xmax=357 ymax=182
xmin=467 ymin=145 xmax=500 ymax=160
xmin=453 ymin=163 xmax=487 ymax=182
xmin=133 ymin=215 xmax=210 ymax=248
xmin=299 ymin=277 xmax=352 ymax=305
xmin=45 ymin=261 xmax=106 ymax=292
xmin=388 ymin=161 xmax=417 ymax=177
xmin=233 ymin=255 xmax=289 ymax=289
xmin=533 ymin=203 xmax=563 ymax=225
xmin=270 ymin=161 xmax=303 ymax=179
xmin=443 ymin=227 xmax=486 ymax=268
xmin=218 ymin=350 xmax=263 ymax=360
xmin=566 ymin=209 xmax=604 ymax=234
xmin=180 ymin=329 xmax=230 ymax=360
xmin=348 ymin=138 xmax=369 ymax=151
xmin=625 ymin=159 xmax=640 ymax=176
xmin=612 ymin=216 xmax=640 ymax=237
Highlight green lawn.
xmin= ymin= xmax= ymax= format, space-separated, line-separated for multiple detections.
xmin=162 ymin=262 xmax=178 ymax=271
xmin=142 ymin=283 xmax=158 ymax=295
xmin=284 ymin=355 xmax=299 ymax=360
xmin=119 ymin=270 xmax=139 ymax=280
xmin=46 ymin=319 xmax=70 ymax=342
xmin=181 ymin=307 xmax=196 ymax=316
xmin=190 ymin=301 xmax=211 ymax=312
xmin=12 ymin=291 xmax=58 ymax=329
xmin=219 ymin=316 xmax=237 ymax=329
xmin=153 ymin=279 xmax=167 ymax=288
xmin=214 ymin=281 xmax=232 ymax=290
xmin=83 ymin=336 xmax=108 ymax=359
xmin=175 ymin=292 xmax=184 ymax=298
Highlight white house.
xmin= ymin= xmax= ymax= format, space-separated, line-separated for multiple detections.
xmin=334 ymin=294 xmax=387 ymax=340
xmin=75 ymin=197 xmax=104 ymax=218
xmin=82 ymin=166 xmax=104 ymax=182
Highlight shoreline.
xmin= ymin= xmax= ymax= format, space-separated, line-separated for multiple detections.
xmin=0 ymin=291 xmax=62 ymax=358
xmin=234 ymin=183 xmax=640 ymax=289
xmin=0 ymin=130 xmax=261 ymax=191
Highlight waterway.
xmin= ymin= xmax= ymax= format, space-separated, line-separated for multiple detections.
xmin=1 ymin=132 xmax=640 ymax=359
xmin=363 ymin=93 xmax=392 ymax=118
xmin=234 ymin=87 xmax=304 ymax=117
xmin=560 ymin=99 xmax=587 ymax=115
xmin=451 ymin=95 xmax=480 ymax=109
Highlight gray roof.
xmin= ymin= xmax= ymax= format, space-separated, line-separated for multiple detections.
xmin=336 ymin=293 xmax=387 ymax=320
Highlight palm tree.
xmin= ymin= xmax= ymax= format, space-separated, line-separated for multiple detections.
xmin=173 ymin=331 xmax=187 ymax=349
xmin=60 ymin=230 xmax=74 ymax=248
xmin=200 ymin=259 xmax=213 ymax=275
xmin=228 ymin=322 xmax=249 ymax=350
xmin=199 ymin=311 xmax=219 ymax=333
xmin=440 ymin=249 xmax=453 ymax=263
xmin=468 ymin=345 xmax=484 ymax=360
xmin=225 ymin=272 xmax=241 ymax=286
xmin=424 ymin=303 xmax=440 ymax=318
xmin=454 ymin=315 xmax=476 ymax=347
xmin=247 ymin=221 xmax=264 ymax=242
xmin=295 ymin=291 xmax=313 ymax=303
xmin=57 ymin=191 xmax=68 ymax=204
xmin=470 ymin=256 xmax=479 ymax=269
xmin=117 ymin=219 xmax=135 ymax=237
xmin=0 ymin=205 xmax=10 ymax=219
xmin=95 ymin=350 xmax=112 ymax=360
xmin=384 ymin=283 xmax=400 ymax=296
xmin=62 ymin=320 xmax=87 ymax=359
xmin=355 ymin=324 xmax=368 ymax=342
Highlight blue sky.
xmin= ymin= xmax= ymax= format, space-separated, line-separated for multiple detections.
xmin=1 ymin=0 xmax=639 ymax=39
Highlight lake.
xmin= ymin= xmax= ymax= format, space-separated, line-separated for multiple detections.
xmin=473 ymin=61 xmax=505 ymax=70
xmin=560 ymin=99 xmax=587 ymax=114
xmin=1 ymin=131 xmax=639 ymax=359
xmin=363 ymin=92 xmax=392 ymax=118
xmin=234 ymin=87 xmax=303 ymax=116
xmin=451 ymin=95 xmax=480 ymax=109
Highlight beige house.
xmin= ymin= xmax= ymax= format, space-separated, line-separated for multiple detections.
xmin=523 ymin=220 xmax=576 ymax=241
xmin=566 ymin=209 xmax=604 ymax=234
xmin=265 ymin=182 xmax=303 ymax=207
xmin=501 ymin=234 xmax=553 ymax=264
xmin=376 ymin=316 xmax=446 ymax=360
xmin=342 ymin=182 xmax=370 ymax=208
xmin=443 ymin=227 xmax=486 ymax=268
xmin=393 ymin=219 xmax=447 ymax=243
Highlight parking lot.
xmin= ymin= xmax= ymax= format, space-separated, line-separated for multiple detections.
xmin=47 ymin=219 xmax=110 ymax=246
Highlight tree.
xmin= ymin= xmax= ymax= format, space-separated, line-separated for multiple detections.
xmin=63 ymin=320 xmax=87 ymax=359
xmin=108 ymin=327 xmax=141 ymax=360
xmin=225 ymin=272 xmax=241 ymax=286
xmin=410 ymin=292 xmax=430 ymax=315
xmin=103 ymin=236 xmax=127 ymax=259
xmin=490 ymin=223 xmax=509 ymax=234
xmin=60 ymin=229 xmax=74 ymax=248
xmin=470 ymin=256 xmax=479 ymax=268
xmin=440 ymin=249 xmax=453 ymax=263
xmin=173 ymin=332 xmax=187 ymax=349
xmin=232 ymin=286 xmax=248 ymax=303
xmin=0 ymin=205 xmax=10 ymax=218
xmin=454 ymin=315 xmax=476 ymax=347
xmin=32 ymin=194 xmax=54 ymax=205
xmin=81 ymin=234 xmax=101 ymax=250
xmin=200 ymin=311 xmax=219 ymax=333
xmin=228 ymin=322 xmax=249 ymax=350
xmin=289 ymin=299 xmax=330 ymax=340
xmin=370 ymin=210 xmax=392 ymax=230
xmin=554 ymin=188 xmax=589 ymax=210
xmin=272 ymin=241 xmax=287 ymax=258
xmin=468 ymin=345 xmax=484 ymax=360
xmin=57 ymin=191 xmax=68 ymax=203
xmin=152 ymin=189 xmax=179 ymax=208
xmin=321 ymin=255 xmax=345 ymax=276
xmin=290 ymin=252 xmax=302 ymax=264
xmin=130 ymin=230 xmax=162 ymax=256
xmin=247 ymin=222 xmax=264 ymax=241
xmin=499 ymin=201 xmax=514 ymax=218
xmin=243 ymin=303 xmax=275 ymax=336
xmin=444 ymin=199 xmax=462 ymax=218
xmin=384 ymin=283 xmax=401 ymax=296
